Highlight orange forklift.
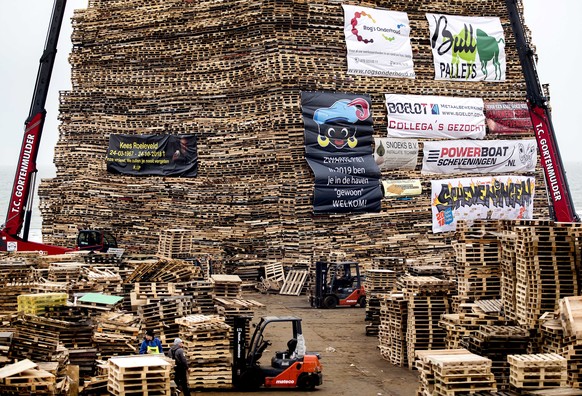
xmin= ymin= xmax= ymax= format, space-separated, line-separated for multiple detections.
xmin=310 ymin=261 xmax=366 ymax=309
xmin=232 ymin=315 xmax=323 ymax=391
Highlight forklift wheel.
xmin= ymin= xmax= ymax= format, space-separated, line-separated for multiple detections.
xmin=297 ymin=373 xmax=317 ymax=391
xmin=358 ymin=296 xmax=366 ymax=308
xmin=323 ymin=295 xmax=337 ymax=309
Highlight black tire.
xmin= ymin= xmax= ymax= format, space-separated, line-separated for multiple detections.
xmin=297 ymin=373 xmax=317 ymax=391
xmin=358 ymin=296 xmax=366 ymax=308
xmin=323 ymin=295 xmax=338 ymax=309
xmin=237 ymin=367 xmax=264 ymax=391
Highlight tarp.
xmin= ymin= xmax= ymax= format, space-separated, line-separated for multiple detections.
xmin=385 ymin=93 xmax=485 ymax=139
xmin=422 ymin=139 xmax=537 ymax=174
xmin=431 ymin=175 xmax=535 ymax=233
xmin=106 ymin=134 xmax=197 ymax=177
xmin=427 ymin=13 xmax=506 ymax=81
xmin=301 ymin=91 xmax=382 ymax=213
xmin=342 ymin=5 xmax=415 ymax=79
xmin=374 ymin=137 xmax=418 ymax=170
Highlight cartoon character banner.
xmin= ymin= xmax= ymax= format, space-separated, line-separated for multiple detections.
xmin=427 ymin=14 xmax=506 ymax=81
xmin=301 ymin=91 xmax=383 ymax=213
xmin=431 ymin=175 xmax=535 ymax=233
xmin=422 ymin=139 xmax=537 ymax=174
xmin=342 ymin=5 xmax=415 ymax=79
xmin=385 ymin=94 xmax=486 ymax=139
xmin=374 ymin=138 xmax=418 ymax=170
xmin=106 ymin=134 xmax=197 ymax=177
xmin=485 ymin=101 xmax=533 ymax=134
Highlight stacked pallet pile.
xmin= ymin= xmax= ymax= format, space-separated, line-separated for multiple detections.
xmin=107 ymin=355 xmax=171 ymax=396
xmin=364 ymin=269 xmax=398 ymax=336
xmin=559 ymin=296 xmax=582 ymax=388
xmin=508 ymin=353 xmax=567 ymax=390
xmin=36 ymin=0 xmax=550 ymax=271
xmin=92 ymin=312 xmax=140 ymax=359
xmin=415 ymin=349 xmax=497 ymax=395
xmin=138 ymin=296 xmax=194 ymax=344
xmin=176 ymin=315 xmax=232 ymax=390
xmin=211 ymin=275 xmax=242 ymax=299
xmin=0 ymin=261 xmax=39 ymax=314
xmin=401 ymin=276 xmax=454 ymax=369
xmin=377 ymin=293 xmax=408 ymax=367
xmin=440 ymin=313 xmax=515 ymax=350
xmin=463 ymin=325 xmax=530 ymax=390
xmin=17 ymin=293 xmax=68 ymax=315
xmin=0 ymin=359 xmax=56 ymax=395
xmin=503 ymin=221 xmax=580 ymax=328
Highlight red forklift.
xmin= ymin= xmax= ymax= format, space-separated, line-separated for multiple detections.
xmin=310 ymin=261 xmax=366 ymax=309
xmin=232 ymin=315 xmax=323 ymax=391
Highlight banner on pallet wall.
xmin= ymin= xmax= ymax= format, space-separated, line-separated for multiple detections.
xmin=382 ymin=179 xmax=422 ymax=198
xmin=422 ymin=139 xmax=537 ymax=174
xmin=385 ymin=94 xmax=486 ymax=139
xmin=106 ymin=134 xmax=197 ymax=177
xmin=374 ymin=137 xmax=418 ymax=170
xmin=485 ymin=101 xmax=533 ymax=134
xmin=431 ymin=175 xmax=535 ymax=233
xmin=342 ymin=5 xmax=415 ymax=79
xmin=426 ymin=13 xmax=506 ymax=82
xmin=301 ymin=91 xmax=383 ymax=213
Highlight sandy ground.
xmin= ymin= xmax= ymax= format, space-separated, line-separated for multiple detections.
xmin=198 ymin=291 xmax=419 ymax=396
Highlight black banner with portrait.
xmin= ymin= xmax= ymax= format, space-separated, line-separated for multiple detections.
xmin=106 ymin=134 xmax=197 ymax=177
xmin=301 ymin=91 xmax=382 ymax=213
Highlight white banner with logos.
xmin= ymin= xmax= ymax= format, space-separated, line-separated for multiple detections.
xmin=385 ymin=94 xmax=485 ymax=139
xmin=431 ymin=175 xmax=535 ymax=233
xmin=374 ymin=138 xmax=418 ymax=170
xmin=422 ymin=139 xmax=537 ymax=174
xmin=427 ymin=13 xmax=506 ymax=81
xmin=343 ymin=5 xmax=415 ymax=79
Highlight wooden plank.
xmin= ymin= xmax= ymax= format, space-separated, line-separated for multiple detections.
xmin=0 ymin=359 xmax=38 ymax=379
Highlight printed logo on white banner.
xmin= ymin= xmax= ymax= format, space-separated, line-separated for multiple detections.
xmin=374 ymin=138 xmax=418 ymax=170
xmin=422 ymin=139 xmax=537 ymax=174
xmin=343 ymin=5 xmax=415 ymax=79
xmin=431 ymin=176 xmax=535 ymax=233
xmin=385 ymin=94 xmax=485 ymax=139
xmin=427 ymin=14 xmax=506 ymax=81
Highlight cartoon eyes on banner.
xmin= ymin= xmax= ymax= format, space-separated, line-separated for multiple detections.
xmin=313 ymin=98 xmax=370 ymax=150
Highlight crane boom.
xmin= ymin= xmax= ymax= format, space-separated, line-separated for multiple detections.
xmin=506 ymin=0 xmax=579 ymax=222
xmin=0 ymin=0 xmax=71 ymax=254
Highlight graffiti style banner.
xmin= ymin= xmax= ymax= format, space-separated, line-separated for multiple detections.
xmin=422 ymin=139 xmax=537 ymax=174
xmin=385 ymin=94 xmax=486 ymax=139
xmin=485 ymin=101 xmax=533 ymax=134
xmin=342 ymin=5 xmax=415 ymax=79
xmin=374 ymin=138 xmax=418 ymax=170
xmin=426 ymin=14 xmax=506 ymax=81
xmin=431 ymin=175 xmax=535 ymax=233
xmin=106 ymin=134 xmax=197 ymax=177
xmin=382 ymin=179 xmax=422 ymax=198
xmin=301 ymin=91 xmax=383 ymax=213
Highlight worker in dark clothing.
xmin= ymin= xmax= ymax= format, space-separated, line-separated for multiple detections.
xmin=169 ymin=338 xmax=190 ymax=396
xmin=139 ymin=329 xmax=164 ymax=354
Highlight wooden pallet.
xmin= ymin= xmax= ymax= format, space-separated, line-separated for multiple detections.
xmin=279 ymin=270 xmax=308 ymax=296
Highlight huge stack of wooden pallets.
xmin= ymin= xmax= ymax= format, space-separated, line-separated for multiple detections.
xmin=377 ymin=293 xmax=408 ymax=367
xmin=507 ymin=353 xmax=568 ymax=390
xmin=36 ymin=0 xmax=549 ymax=270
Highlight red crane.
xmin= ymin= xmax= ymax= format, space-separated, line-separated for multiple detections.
xmin=506 ymin=0 xmax=579 ymax=222
xmin=1 ymin=0 xmax=117 ymax=254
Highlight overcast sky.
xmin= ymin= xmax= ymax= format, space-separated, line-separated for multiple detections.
xmin=0 ymin=1 xmax=579 ymax=172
